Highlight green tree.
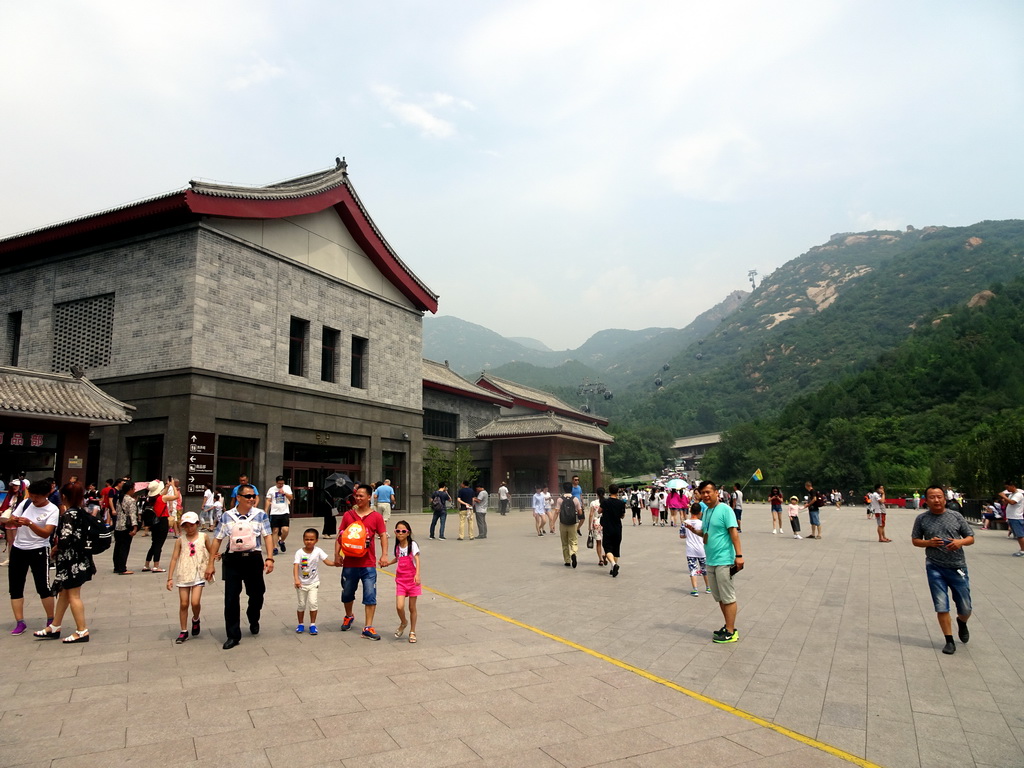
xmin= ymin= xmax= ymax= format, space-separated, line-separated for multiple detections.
xmin=421 ymin=445 xmax=479 ymax=506
xmin=605 ymin=426 xmax=673 ymax=477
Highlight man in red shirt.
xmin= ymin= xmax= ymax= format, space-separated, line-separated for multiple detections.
xmin=335 ymin=484 xmax=388 ymax=640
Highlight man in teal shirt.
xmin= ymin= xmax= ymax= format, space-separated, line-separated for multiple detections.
xmin=699 ymin=480 xmax=744 ymax=643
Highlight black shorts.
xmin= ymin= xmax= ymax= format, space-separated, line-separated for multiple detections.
xmin=270 ymin=514 xmax=290 ymax=530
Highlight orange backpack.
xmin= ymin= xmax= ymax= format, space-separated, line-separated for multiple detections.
xmin=341 ymin=518 xmax=369 ymax=558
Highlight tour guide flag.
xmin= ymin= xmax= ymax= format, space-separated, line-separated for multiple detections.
xmin=751 ymin=469 xmax=763 ymax=481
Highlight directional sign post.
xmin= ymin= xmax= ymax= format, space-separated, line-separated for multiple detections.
xmin=187 ymin=431 xmax=215 ymax=495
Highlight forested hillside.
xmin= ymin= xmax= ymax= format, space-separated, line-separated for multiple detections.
xmin=702 ymin=276 xmax=1024 ymax=497
xmin=623 ymin=221 xmax=1024 ymax=435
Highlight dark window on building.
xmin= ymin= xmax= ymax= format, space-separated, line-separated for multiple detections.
xmin=289 ymin=317 xmax=309 ymax=376
xmin=52 ymin=294 xmax=114 ymax=373
xmin=216 ymin=436 xmax=258 ymax=492
xmin=7 ymin=311 xmax=22 ymax=366
xmin=351 ymin=335 xmax=368 ymax=389
xmin=423 ymin=409 xmax=458 ymax=439
xmin=321 ymin=326 xmax=340 ymax=383
xmin=127 ymin=435 xmax=164 ymax=483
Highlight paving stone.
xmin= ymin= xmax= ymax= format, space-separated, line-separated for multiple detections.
xmin=4 ymin=507 xmax=1022 ymax=767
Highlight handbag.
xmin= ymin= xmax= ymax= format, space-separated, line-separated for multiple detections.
xmin=586 ymin=530 xmax=595 ymax=549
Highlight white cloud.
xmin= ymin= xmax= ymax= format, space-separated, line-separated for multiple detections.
xmin=656 ymin=126 xmax=763 ymax=202
xmin=226 ymin=57 xmax=284 ymax=91
xmin=371 ymin=84 xmax=475 ymax=139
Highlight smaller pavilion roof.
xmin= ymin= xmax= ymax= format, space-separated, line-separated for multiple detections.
xmin=475 ymin=412 xmax=614 ymax=445
xmin=475 ymin=373 xmax=609 ymax=427
xmin=0 ymin=367 xmax=135 ymax=425
xmin=422 ymin=360 xmax=513 ymax=407
xmin=672 ymin=433 xmax=722 ymax=450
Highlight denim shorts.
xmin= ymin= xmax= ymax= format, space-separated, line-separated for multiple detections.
xmin=926 ymin=562 xmax=972 ymax=615
xmin=808 ymin=509 xmax=821 ymax=526
xmin=341 ymin=566 xmax=377 ymax=605
xmin=1009 ymin=519 xmax=1024 ymax=538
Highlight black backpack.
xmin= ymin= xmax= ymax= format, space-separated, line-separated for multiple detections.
xmin=559 ymin=496 xmax=579 ymax=525
xmin=84 ymin=513 xmax=112 ymax=555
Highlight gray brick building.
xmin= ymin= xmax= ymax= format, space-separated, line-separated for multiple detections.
xmin=0 ymin=160 xmax=437 ymax=514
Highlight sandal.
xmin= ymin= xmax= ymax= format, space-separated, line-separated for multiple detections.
xmin=141 ymin=567 xmax=152 ymax=572
xmin=408 ymin=631 xmax=417 ymax=643
xmin=34 ymin=624 xmax=61 ymax=639
xmin=151 ymin=567 xmax=166 ymax=573
xmin=394 ymin=623 xmax=407 ymax=638
xmin=63 ymin=629 xmax=89 ymax=644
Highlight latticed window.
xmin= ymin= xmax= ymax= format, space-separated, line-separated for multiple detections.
xmin=51 ymin=294 xmax=115 ymax=373
xmin=424 ymin=409 xmax=458 ymax=439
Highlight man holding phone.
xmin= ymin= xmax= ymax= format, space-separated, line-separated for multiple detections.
xmin=911 ymin=485 xmax=974 ymax=655
xmin=699 ymin=480 xmax=743 ymax=644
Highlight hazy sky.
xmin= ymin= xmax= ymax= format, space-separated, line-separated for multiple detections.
xmin=2 ymin=1 xmax=1022 ymax=348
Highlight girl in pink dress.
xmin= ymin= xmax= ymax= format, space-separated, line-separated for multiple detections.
xmin=382 ymin=520 xmax=421 ymax=643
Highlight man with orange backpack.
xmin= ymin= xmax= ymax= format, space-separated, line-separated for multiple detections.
xmin=335 ymin=484 xmax=389 ymax=640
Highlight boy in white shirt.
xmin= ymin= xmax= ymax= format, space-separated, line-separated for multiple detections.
xmin=293 ymin=528 xmax=338 ymax=635
xmin=679 ymin=506 xmax=709 ymax=596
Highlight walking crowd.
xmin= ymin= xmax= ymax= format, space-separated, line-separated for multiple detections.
xmin=0 ymin=473 xmax=425 ymax=650
xmin=1 ymin=468 xmax=1016 ymax=657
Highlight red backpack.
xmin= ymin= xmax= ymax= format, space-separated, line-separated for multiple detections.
xmin=341 ymin=518 xmax=368 ymax=558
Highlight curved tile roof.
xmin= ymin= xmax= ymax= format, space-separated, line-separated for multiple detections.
xmin=475 ymin=412 xmax=614 ymax=444
xmin=475 ymin=373 xmax=609 ymax=426
xmin=422 ymin=359 xmax=513 ymax=406
xmin=0 ymin=367 xmax=134 ymax=425
xmin=0 ymin=160 xmax=438 ymax=314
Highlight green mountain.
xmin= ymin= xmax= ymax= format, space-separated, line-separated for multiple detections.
xmin=626 ymin=221 xmax=1024 ymax=435
xmin=703 ymin=275 xmax=1024 ymax=497
xmin=423 ymin=290 xmax=748 ymax=389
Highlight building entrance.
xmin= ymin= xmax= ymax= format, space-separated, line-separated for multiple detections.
xmin=283 ymin=442 xmax=362 ymax=518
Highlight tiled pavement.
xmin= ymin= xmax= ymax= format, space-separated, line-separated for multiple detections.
xmin=2 ymin=504 xmax=1023 ymax=767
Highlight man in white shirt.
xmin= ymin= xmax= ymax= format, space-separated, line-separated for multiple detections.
xmin=473 ymin=484 xmax=489 ymax=539
xmin=265 ymin=476 xmax=294 ymax=555
xmin=999 ymin=479 xmax=1024 ymax=556
xmin=497 ymin=482 xmax=510 ymax=516
xmin=8 ymin=479 xmax=58 ymax=635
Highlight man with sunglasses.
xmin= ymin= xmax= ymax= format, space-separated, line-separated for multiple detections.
xmin=208 ymin=484 xmax=274 ymax=649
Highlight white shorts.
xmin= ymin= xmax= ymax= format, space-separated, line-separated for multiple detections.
xmin=297 ymin=582 xmax=320 ymax=612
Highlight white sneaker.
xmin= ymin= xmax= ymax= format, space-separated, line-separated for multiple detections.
xmin=794 ymin=534 xmax=802 ymax=539
xmin=1013 ymin=551 xmax=1024 ymax=557
xmin=771 ymin=529 xmax=777 ymax=535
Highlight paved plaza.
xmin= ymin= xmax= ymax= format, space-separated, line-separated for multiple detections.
xmin=3 ymin=503 xmax=1024 ymax=767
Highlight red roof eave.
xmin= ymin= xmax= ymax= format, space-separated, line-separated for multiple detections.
xmin=474 ymin=380 xmax=608 ymax=426
xmin=482 ymin=431 xmax=614 ymax=445
xmin=185 ymin=187 xmax=438 ymax=314
xmin=0 ymin=192 xmax=189 ymax=257
xmin=423 ymin=380 xmax=513 ymax=407
xmin=1 ymin=168 xmax=438 ymax=315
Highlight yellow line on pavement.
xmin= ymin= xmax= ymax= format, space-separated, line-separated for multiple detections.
xmin=417 ymin=579 xmax=882 ymax=768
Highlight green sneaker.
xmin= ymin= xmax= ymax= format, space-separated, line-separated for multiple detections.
xmin=713 ymin=629 xmax=739 ymax=644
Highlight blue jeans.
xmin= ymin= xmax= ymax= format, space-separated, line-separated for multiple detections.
xmin=926 ymin=562 xmax=972 ymax=615
xmin=341 ymin=566 xmax=377 ymax=605
xmin=430 ymin=509 xmax=447 ymax=538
